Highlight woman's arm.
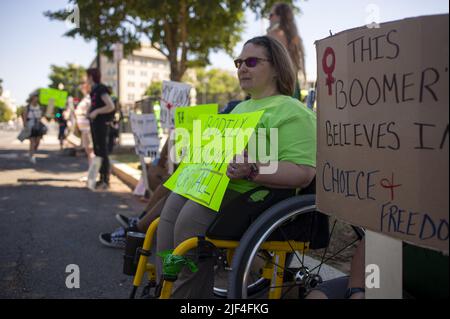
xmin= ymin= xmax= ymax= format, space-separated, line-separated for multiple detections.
xmin=227 ymin=160 xmax=315 ymax=189
xmin=89 ymin=94 xmax=115 ymax=119
xmin=253 ymin=162 xmax=315 ymax=189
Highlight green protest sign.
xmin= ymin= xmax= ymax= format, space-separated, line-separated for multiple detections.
xmin=174 ymin=104 xmax=218 ymax=160
xmin=175 ymin=104 xmax=218 ymax=131
xmin=164 ymin=111 xmax=264 ymax=211
xmin=39 ymin=88 xmax=68 ymax=108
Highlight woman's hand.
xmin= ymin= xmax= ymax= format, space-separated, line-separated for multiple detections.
xmin=88 ymin=110 xmax=98 ymax=120
xmin=226 ymin=162 xmax=252 ymax=180
xmin=226 ymin=150 xmax=253 ymax=180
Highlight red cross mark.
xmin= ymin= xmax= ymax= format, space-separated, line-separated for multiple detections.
xmin=380 ymin=173 xmax=402 ymax=202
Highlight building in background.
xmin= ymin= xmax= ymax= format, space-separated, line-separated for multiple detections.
xmin=90 ymin=43 xmax=171 ymax=113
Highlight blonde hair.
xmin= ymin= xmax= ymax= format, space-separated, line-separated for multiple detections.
xmin=244 ymin=36 xmax=296 ymax=97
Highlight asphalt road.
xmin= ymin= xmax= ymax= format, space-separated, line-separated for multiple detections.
xmin=0 ymin=128 xmax=145 ymax=299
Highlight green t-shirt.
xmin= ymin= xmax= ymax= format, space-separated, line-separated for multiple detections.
xmin=227 ymin=95 xmax=317 ymax=194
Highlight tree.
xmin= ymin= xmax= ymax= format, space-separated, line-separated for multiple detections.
xmin=48 ymin=63 xmax=86 ymax=98
xmin=184 ymin=68 xmax=244 ymax=107
xmin=0 ymin=100 xmax=13 ymax=122
xmin=45 ymin=0 xmax=298 ymax=81
xmin=144 ymin=81 xmax=163 ymax=98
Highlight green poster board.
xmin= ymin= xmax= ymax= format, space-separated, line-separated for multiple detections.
xmin=174 ymin=104 xmax=218 ymax=161
xmin=164 ymin=111 xmax=264 ymax=211
xmin=39 ymin=88 xmax=68 ymax=108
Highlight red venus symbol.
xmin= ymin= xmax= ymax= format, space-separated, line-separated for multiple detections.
xmin=322 ymin=47 xmax=336 ymax=96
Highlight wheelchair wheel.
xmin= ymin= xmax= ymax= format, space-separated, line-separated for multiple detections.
xmin=227 ymin=194 xmax=364 ymax=299
xmin=213 ymin=253 xmax=270 ymax=298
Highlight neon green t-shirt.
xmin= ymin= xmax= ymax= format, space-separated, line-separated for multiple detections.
xmin=227 ymin=95 xmax=317 ymax=194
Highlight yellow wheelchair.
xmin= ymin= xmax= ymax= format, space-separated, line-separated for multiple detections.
xmin=128 ymin=185 xmax=364 ymax=299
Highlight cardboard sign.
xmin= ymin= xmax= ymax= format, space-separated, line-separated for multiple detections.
xmin=130 ymin=112 xmax=160 ymax=158
xmin=39 ymin=88 xmax=68 ymax=108
xmin=164 ymin=111 xmax=264 ymax=211
xmin=316 ymin=15 xmax=449 ymax=253
xmin=160 ymin=81 xmax=192 ymax=129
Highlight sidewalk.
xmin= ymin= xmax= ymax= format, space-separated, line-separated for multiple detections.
xmin=66 ymin=133 xmax=157 ymax=190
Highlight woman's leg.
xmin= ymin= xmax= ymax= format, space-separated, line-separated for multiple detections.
xmin=34 ymin=136 xmax=41 ymax=151
xmin=156 ymin=192 xmax=189 ymax=280
xmin=170 ymin=200 xmax=218 ymax=299
xmin=142 ymin=181 xmax=171 ymax=214
xmin=91 ymin=122 xmax=110 ymax=184
xmin=29 ymin=137 xmax=35 ymax=157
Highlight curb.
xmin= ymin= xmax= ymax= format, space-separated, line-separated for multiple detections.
xmin=110 ymin=159 xmax=141 ymax=190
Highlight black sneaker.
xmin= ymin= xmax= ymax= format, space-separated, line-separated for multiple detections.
xmin=99 ymin=227 xmax=126 ymax=249
xmin=115 ymin=214 xmax=140 ymax=229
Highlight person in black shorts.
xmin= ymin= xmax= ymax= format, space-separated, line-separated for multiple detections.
xmin=86 ymin=68 xmax=116 ymax=189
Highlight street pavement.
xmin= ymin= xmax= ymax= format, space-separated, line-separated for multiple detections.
xmin=0 ymin=127 xmax=146 ymax=299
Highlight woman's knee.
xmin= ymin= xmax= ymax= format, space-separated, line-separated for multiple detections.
xmin=159 ymin=192 xmax=188 ymax=224
xmin=173 ymin=201 xmax=216 ymax=245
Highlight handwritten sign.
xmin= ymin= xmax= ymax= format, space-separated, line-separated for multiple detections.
xmin=316 ymin=15 xmax=449 ymax=253
xmin=160 ymin=81 xmax=192 ymax=129
xmin=39 ymin=88 xmax=68 ymax=108
xmin=130 ymin=112 xmax=160 ymax=158
xmin=164 ymin=111 xmax=264 ymax=211
xmin=174 ymin=104 xmax=219 ymax=160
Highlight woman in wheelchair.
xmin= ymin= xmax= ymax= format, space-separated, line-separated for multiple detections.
xmin=153 ymin=35 xmax=319 ymax=298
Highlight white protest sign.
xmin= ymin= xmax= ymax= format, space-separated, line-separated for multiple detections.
xmin=160 ymin=81 xmax=192 ymax=129
xmin=130 ymin=112 xmax=160 ymax=158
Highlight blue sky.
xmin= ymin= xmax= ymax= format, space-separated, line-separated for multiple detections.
xmin=0 ymin=0 xmax=448 ymax=106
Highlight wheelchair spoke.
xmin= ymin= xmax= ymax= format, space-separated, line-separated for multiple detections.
xmin=256 ymin=252 xmax=296 ymax=276
xmin=310 ymin=238 xmax=360 ymax=274
xmin=278 ymin=227 xmax=305 ymax=269
xmin=315 ymin=219 xmax=337 ymax=275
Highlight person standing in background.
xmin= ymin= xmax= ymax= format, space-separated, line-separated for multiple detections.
xmin=267 ymin=2 xmax=307 ymax=100
xmin=86 ymin=68 xmax=116 ymax=190
xmin=75 ymin=76 xmax=94 ymax=164
xmin=22 ymin=92 xmax=46 ymax=164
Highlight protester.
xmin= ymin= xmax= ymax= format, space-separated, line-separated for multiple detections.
xmin=267 ymin=2 xmax=306 ymax=100
xmin=86 ymin=68 xmax=116 ymax=190
xmin=75 ymin=76 xmax=94 ymax=164
xmin=98 ymin=98 xmax=247 ymax=248
xmin=21 ymin=92 xmax=47 ymax=164
xmin=151 ymin=35 xmax=316 ymax=298
xmin=56 ymin=107 xmax=68 ymax=151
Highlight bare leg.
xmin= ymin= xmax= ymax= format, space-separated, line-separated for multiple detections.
xmin=34 ymin=136 xmax=41 ymax=152
xmin=142 ymin=181 xmax=170 ymax=213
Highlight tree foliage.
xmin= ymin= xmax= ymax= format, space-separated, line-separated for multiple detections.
xmin=144 ymin=80 xmax=163 ymax=98
xmin=44 ymin=0 xmax=298 ymax=81
xmin=48 ymin=63 xmax=86 ymax=98
xmin=0 ymin=100 xmax=13 ymax=122
xmin=185 ymin=68 xmax=244 ymax=107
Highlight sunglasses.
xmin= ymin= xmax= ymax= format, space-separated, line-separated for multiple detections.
xmin=234 ymin=57 xmax=271 ymax=69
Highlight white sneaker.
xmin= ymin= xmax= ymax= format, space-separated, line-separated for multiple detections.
xmin=29 ymin=156 xmax=36 ymax=164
